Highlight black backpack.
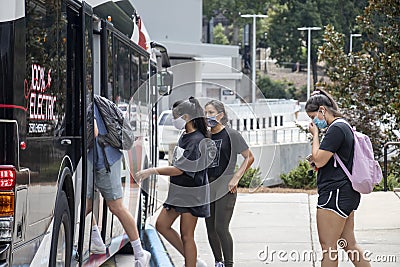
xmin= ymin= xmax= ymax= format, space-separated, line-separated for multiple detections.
xmin=91 ymin=95 xmax=135 ymax=151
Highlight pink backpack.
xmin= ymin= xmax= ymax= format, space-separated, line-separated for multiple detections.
xmin=330 ymin=119 xmax=383 ymax=194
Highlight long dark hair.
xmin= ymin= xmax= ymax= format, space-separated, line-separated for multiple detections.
xmin=305 ymin=89 xmax=342 ymax=117
xmin=172 ymin=97 xmax=210 ymax=138
xmin=205 ymin=100 xmax=229 ymax=126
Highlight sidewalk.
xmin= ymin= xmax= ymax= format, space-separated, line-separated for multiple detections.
xmin=110 ymin=191 xmax=400 ymax=267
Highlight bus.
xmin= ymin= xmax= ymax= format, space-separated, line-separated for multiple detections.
xmin=0 ymin=0 xmax=172 ymax=266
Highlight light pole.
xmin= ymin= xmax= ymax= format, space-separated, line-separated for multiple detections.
xmin=349 ymin=33 xmax=362 ymax=53
xmin=297 ymin=27 xmax=321 ymax=99
xmin=241 ymin=14 xmax=267 ymax=103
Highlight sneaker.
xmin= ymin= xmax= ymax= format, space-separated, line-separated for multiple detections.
xmin=90 ymin=238 xmax=106 ymax=254
xmin=182 ymin=258 xmax=208 ymax=267
xmin=215 ymin=262 xmax=224 ymax=267
xmin=135 ymin=250 xmax=151 ymax=267
xmin=197 ymin=258 xmax=208 ymax=267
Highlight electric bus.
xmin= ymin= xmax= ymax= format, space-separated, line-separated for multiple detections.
xmin=0 ymin=0 xmax=172 ymax=265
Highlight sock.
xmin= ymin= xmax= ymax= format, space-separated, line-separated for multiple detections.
xmin=131 ymin=239 xmax=144 ymax=259
xmin=92 ymin=225 xmax=102 ymax=241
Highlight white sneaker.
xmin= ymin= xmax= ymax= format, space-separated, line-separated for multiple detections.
xmin=90 ymin=237 xmax=106 ymax=254
xmin=135 ymin=250 xmax=151 ymax=267
xmin=215 ymin=262 xmax=224 ymax=267
xmin=197 ymin=258 xmax=208 ymax=267
xmin=182 ymin=258 xmax=208 ymax=267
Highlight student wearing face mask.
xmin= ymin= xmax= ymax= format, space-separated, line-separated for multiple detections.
xmin=305 ymin=89 xmax=370 ymax=267
xmin=204 ymin=100 xmax=254 ymax=267
xmin=136 ymin=97 xmax=214 ymax=267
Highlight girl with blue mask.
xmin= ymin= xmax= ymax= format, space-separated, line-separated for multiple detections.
xmin=305 ymin=90 xmax=371 ymax=267
xmin=313 ymin=110 xmax=328 ymax=129
xmin=204 ymin=100 xmax=254 ymax=267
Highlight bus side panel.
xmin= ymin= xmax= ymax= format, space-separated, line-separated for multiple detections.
xmin=12 ymin=0 xmax=81 ymax=265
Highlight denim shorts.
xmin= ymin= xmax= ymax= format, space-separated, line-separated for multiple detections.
xmin=87 ymin=157 xmax=123 ymax=201
xmin=317 ymin=182 xmax=361 ymax=218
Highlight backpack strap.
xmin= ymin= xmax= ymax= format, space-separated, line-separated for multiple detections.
xmin=329 ymin=118 xmax=353 ymax=179
xmin=333 ymin=154 xmax=352 ymax=179
xmin=329 ymin=118 xmax=353 ymax=131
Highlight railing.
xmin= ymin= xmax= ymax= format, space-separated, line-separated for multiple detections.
xmin=383 ymin=141 xmax=400 ymax=191
xmin=239 ymin=126 xmax=308 ymax=145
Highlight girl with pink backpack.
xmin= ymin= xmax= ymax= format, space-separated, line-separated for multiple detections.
xmin=306 ymin=89 xmax=371 ymax=267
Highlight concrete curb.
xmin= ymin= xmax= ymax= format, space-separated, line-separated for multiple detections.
xmin=143 ymin=224 xmax=174 ymax=267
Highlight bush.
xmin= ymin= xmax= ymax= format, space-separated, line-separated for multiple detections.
xmin=374 ymin=173 xmax=400 ymax=191
xmin=280 ymin=160 xmax=317 ymax=189
xmin=238 ymin=167 xmax=262 ymax=188
xmin=256 ymin=75 xmax=296 ymax=99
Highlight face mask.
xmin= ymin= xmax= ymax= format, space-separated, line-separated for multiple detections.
xmin=313 ymin=111 xmax=327 ymax=129
xmin=172 ymin=115 xmax=186 ymax=130
xmin=207 ymin=116 xmax=218 ymax=128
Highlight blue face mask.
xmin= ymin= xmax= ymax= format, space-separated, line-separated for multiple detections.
xmin=207 ymin=116 xmax=218 ymax=128
xmin=313 ymin=116 xmax=327 ymax=129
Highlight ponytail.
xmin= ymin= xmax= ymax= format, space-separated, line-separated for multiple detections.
xmin=305 ymin=89 xmax=342 ymax=117
xmin=172 ymin=97 xmax=210 ymax=138
xmin=188 ymin=97 xmax=210 ymax=138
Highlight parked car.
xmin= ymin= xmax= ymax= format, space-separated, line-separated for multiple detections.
xmin=157 ymin=110 xmax=180 ymax=159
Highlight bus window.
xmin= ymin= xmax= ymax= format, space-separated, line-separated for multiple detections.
xmin=114 ymin=39 xmax=130 ymax=104
xmin=107 ymin=30 xmax=113 ymax=98
xmin=26 ymin=0 xmax=67 ymax=137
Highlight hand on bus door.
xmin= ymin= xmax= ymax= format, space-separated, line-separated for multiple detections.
xmin=135 ymin=168 xmax=156 ymax=183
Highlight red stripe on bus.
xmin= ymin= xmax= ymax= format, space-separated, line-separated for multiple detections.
xmin=0 ymin=104 xmax=28 ymax=111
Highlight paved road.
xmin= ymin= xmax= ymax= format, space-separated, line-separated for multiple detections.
xmin=104 ymin=190 xmax=400 ymax=266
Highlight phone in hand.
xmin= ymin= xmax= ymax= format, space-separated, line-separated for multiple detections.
xmin=306 ymin=154 xmax=318 ymax=171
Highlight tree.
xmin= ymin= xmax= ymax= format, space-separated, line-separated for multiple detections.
xmin=213 ymin=23 xmax=230 ymax=45
xmin=318 ymin=0 xmax=400 ymax=165
xmin=257 ymin=75 xmax=297 ymax=99
xmin=203 ymin=0 xmax=271 ymax=45
xmin=267 ymin=0 xmax=367 ymax=87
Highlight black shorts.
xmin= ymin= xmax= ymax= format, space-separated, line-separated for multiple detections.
xmin=317 ymin=182 xmax=361 ymax=218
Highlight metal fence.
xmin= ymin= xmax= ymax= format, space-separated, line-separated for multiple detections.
xmin=239 ymin=126 xmax=308 ymax=145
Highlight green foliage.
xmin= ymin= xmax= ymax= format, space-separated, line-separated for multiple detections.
xmin=375 ymin=158 xmax=400 ymax=191
xmin=318 ymin=0 xmax=400 ymax=175
xmin=203 ymin=0 xmax=368 ymax=84
xmin=280 ymin=160 xmax=317 ymax=189
xmin=257 ymin=75 xmax=297 ymax=99
xmin=374 ymin=173 xmax=400 ymax=191
xmin=238 ymin=167 xmax=262 ymax=188
xmin=213 ymin=23 xmax=229 ymax=45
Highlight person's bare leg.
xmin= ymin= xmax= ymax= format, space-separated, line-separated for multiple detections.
xmin=106 ymin=198 xmax=139 ymax=241
xmin=156 ymin=208 xmax=184 ymax=255
xmin=317 ymin=209 xmax=346 ymax=267
xmin=340 ymin=212 xmax=371 ymax=266
xmin=180 ymin=212 xmax=198 ymax=267
xmin=85 ymin=199 xmax=99 ymax=226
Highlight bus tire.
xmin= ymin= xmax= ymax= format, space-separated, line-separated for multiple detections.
xmin=159 ymin=151 xmax=165 ymax=159
xmin=49 ymin=191 xmax=72 ymax=266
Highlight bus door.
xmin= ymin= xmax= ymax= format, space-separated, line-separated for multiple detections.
xmin=68 ymin=1 xmax=100 ymax=265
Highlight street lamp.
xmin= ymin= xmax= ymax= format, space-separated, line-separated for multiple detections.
xmin=349 ymin=33 xmax=362 ymax=53
xmin=241 ymin=14 xmax=268 ymax=103
xmin=297 ymin=26 xmax=321 ymax=99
